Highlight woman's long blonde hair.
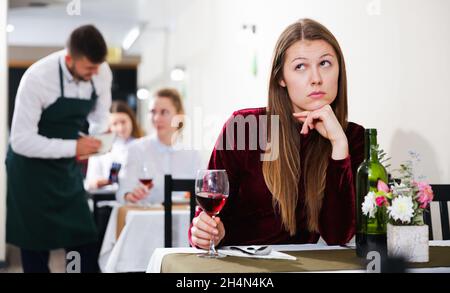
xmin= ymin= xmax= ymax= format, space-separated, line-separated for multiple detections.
xmin=262 ymin=19 xmax=348 ymax=235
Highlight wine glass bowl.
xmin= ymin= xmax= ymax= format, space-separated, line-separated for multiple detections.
xmin=135 ymin=164 xmax=154 ymax=207
xmin=195 ymin=169 xmax=229 ymax=258
xmin=139 ymin=164 xmax=153 ymax=188
xmin=195 ymin=192 xmax=227 ymax=217
xmin=139 ymin=178 xmax=153 ymax=188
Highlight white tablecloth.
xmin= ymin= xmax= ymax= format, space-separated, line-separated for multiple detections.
xmin=99 ymin=205 xmax=191 ymax=273
xmin=146 ymin=241 xmax=450 ymax=273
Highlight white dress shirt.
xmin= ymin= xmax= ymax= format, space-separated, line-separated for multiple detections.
xmin=85 ymin=137 xmax=134 ymax=190
xmin=117 ymin=135 xmax=204 ymax=204
xmin=10 ymin=49 xmax=112 ymax=159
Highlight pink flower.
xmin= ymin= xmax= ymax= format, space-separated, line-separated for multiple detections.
xmin=377 ymin=180 xmax=390 ymax=193
xmin=375 ymin=196 xmax=388 ymax=207
xmin=415 ymin=181 xmax=434 ymax=209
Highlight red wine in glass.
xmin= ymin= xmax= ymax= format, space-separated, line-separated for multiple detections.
xmin=196 ymin=192 xmax=227 ymax=216
xmin=195 ymin=169 xmax=229 ymax=258
xmin=139 ymin=178 xmax=153 ymax=188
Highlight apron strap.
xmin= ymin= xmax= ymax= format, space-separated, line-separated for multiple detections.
xmin=58 ymin=61 xmax=65 ymax=97
xmin=58 ymin=59 xmax=99 ymax=102
xmin=90 ymin=79 xmax=98 ymax=102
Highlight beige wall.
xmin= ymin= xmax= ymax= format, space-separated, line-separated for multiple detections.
xmin=138 ymin=0 xmax=450 ymax=183
xmin=1 ymin=0 xmax=8 ymax=263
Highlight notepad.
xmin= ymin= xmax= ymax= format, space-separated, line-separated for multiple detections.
xmin=76 ymin=132 xmax=116 ymax=161
xmin=92 ymin=132 xmax=116 ymax=155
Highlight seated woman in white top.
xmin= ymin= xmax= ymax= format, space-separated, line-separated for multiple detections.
xmin=117 ymin=88 xmax=203 ymax=204
xmin=85 ymin=101 xmax=144 ymax=190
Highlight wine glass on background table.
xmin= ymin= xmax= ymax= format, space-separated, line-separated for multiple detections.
xmin=138 ymin=163 xmax=154 ymax=206
xmin=195 ymin=169 xmax=229 ymax=258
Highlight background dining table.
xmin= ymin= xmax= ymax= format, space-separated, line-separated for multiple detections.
xmin=99 ymin=203 xmax=191 ymax=273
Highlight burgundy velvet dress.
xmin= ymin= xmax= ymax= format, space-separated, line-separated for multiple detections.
xmin=189 ymin=107 xmax=365 ymax=246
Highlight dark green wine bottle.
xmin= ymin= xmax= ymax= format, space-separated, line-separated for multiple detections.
xmin=355 ymin=129 xmax=388 ymax=257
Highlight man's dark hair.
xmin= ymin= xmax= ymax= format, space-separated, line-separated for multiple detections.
xmin=67 ymin=25 xmax=107 ymax=64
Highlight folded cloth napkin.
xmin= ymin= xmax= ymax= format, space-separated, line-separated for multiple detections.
xmin=219 ymin=246 xmax=296 ymax=260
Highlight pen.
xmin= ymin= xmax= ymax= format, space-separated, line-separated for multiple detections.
xmin=78 ymin=131 xmax=87 ymax=137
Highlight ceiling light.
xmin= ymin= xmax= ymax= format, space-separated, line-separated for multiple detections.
xmin=6 ymin=24 xmax=15 ymax=33
xmin=137 ymin=88 xmax=150 ymax=100
xmin=170 ymin=67 xmax=185 ymax=81
xmin=122 ymin=26 xmax=141 ymax=51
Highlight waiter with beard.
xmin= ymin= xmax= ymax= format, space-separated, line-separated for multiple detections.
xmin=6 ymin=25 xmax=112 ymax=273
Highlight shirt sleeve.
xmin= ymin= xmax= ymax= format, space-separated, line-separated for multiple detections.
xmin=87 ymin=63 xmax=112 ymax=135
xmin=85 ymin=155 xmax=107 ymax=190
xmin=116 ymin=143 xmax=140 ymax=203
xmin=319 ymin=123 xmax=365 ymax=245
xmin=10 ymin=70 xmax=77 ymax=159
xmin=192 ymin=150 xmax=206 ymax=176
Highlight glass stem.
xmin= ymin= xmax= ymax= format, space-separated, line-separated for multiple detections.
xmin=209 ymin=215 xmax=217 ymax=255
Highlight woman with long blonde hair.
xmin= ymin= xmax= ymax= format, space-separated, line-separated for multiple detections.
xmin=190 ymin=19 xmax=365 ymax=248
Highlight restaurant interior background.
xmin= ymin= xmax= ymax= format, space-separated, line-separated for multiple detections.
xmin=0 ymin=0 xmax=449 ymax=267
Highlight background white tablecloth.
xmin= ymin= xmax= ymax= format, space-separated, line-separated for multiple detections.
xmin=99 ymin=205 xmax=191 ymax=273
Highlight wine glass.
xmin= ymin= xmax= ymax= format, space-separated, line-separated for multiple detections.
xmin=138 ymin=163 xmax=153 ymax=206
xmin=195 ymin=169 xmax=229 ymax=258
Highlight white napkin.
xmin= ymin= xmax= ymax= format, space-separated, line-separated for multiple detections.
xmin=219 ymin=246 xmax=296 ymax=260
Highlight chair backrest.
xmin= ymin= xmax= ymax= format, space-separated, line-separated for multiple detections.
xmin=164 ymin=175 xmax=196 ymax=248
xmin=424 ymin=184 xmax=450 ymax=240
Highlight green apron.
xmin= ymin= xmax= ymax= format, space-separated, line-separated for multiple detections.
xmin=6 ymin=61 xmax=99 ymax=250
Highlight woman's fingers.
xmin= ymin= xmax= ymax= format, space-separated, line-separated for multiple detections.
xmin=134 ymin=184 xmax=150 ymax=199
xmin=308 ymin=116 xmax=315 ymax=130
xmin=295 ymin=111 xmax=315 ymax=135
xmin=293 ymin=111 xmax=310 ymax=117
xmin=193 ymin=214 xmax=219 ymax=235
xmin=140 ymin=183 xmax=154 ymax=198
xmin=192 ymin=213 xmax=226 ymax=248
xmin=199 ymin=212 xmax=218 ymax=229
xmin=140 ymin=184 xmax=150 ymax=193
xmin=301 ymin=115 xmax=313 ymax=134
xmin=294 ymin=105 xmax=344 ymax=141
xmin=300 ymin=124 xmax=307 ymax=135
xmin=214 ymin=217 xmax=225 ymax=245
xmin=296 ymin=109 xmax=328 ymax=135
xmin=191 ymin=226 xmax=214 ymax=240
xmin=128 ymin=193 xmax=139 ymax=203
xmin=133 ymin=188 xmax=143 ymax=198
xmin=191 ymin=235 xmax=211 ymax=249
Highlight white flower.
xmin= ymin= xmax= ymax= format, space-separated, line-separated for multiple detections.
xmin=362 ymin=192 xmax=377 ymax=218
xmin=387 ymin=195 xmax=414 ymax=223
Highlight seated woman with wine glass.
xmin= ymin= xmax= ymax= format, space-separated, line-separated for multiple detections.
xmin=117 ymin=88 xmax=203 ymax=205
xmin=85 ymin=101 xmax=144 ymax=190
xmin=190 ymin=19 xmax=365 ymax=250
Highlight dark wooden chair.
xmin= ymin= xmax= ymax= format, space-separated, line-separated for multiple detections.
xmin=424 ymin=185 xmax=450 ymax=240
xmin=164 ymin=175 xmax=197 ymax=247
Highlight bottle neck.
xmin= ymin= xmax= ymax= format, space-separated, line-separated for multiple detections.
xmin=365 ymin=132 xmax=379 ymax=162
